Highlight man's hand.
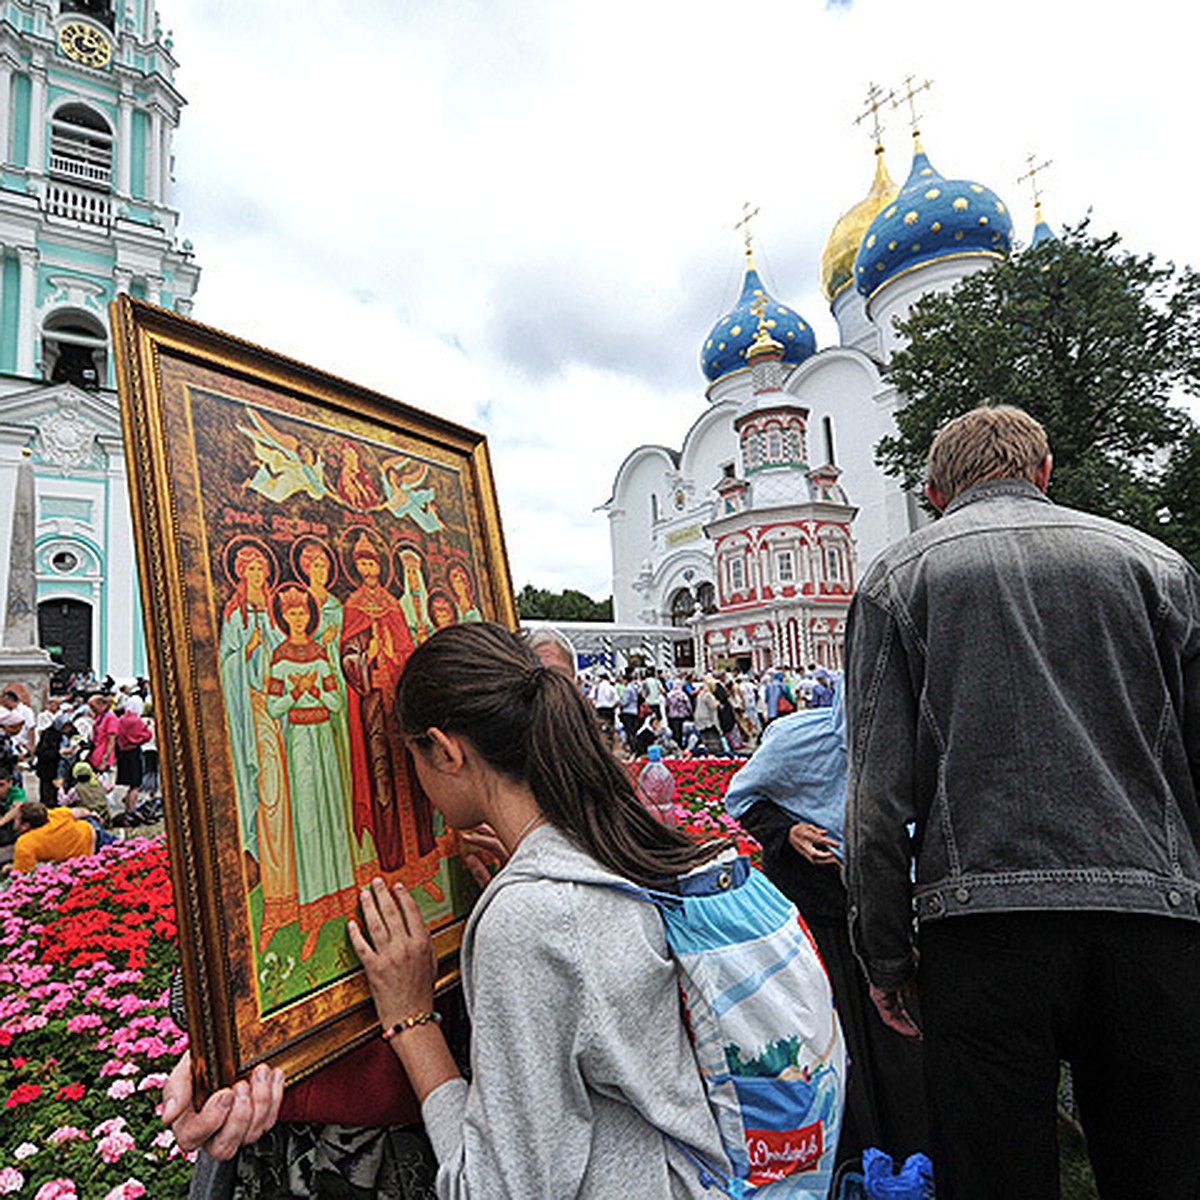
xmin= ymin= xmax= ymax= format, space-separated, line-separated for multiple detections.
xmin=787 ymin=821 xmax=840 ymax=866
xmin=161 ymin=1051 xmax=284 ymax=1160
xmin=869 ymin=982 xmax=923 ymax=1039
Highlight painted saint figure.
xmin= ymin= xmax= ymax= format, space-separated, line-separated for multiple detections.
xmin=218 ymin=542 xmax=296 ymax=949
xmin=296 ymin=538 xmax=378 ymax=883
xmin=397 ymin=546 xmax=433 ymax=644
xmin=448 ymin=562 xmax=483 ymax=623
xmin=336 ymin=442 xmax=381 ymax=512
xmin=340 ymin=533 xmax=436 ymax=876
xmin=267 ymin=585 xmax=358 ymax=962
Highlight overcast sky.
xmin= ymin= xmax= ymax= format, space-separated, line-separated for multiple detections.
xmin=163 ymin=0 xmax=1195 ymax=599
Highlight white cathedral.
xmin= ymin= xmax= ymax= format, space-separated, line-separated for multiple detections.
xmin=604 ymin=123 xmax=1054 ymax=675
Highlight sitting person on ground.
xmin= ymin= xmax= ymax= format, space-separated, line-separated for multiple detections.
xmin=0 ymin=768 xmax=28 ymax=847
xmin=62 ymin=761 xmax=111 ymax=823
xmin=7 ymin=799 xmax=116 ymax=874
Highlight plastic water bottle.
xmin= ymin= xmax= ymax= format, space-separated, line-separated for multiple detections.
xmin=637 ymin=745 xmax=677 ymax=825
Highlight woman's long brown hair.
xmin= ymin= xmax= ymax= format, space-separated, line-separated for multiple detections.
xmin=396 ymin=622 xmax=726 ymax=887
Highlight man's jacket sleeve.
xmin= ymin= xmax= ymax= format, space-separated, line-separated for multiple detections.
xmin=844 ymin=590 xmax=920 ymax=990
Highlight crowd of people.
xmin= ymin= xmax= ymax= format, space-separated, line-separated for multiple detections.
xmin=0 ymin=678 xmax=162 ymax=875
xmin=579 ymin=661 xmax=839 ymax=760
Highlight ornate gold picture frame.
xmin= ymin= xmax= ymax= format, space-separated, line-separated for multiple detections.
xmin=110 ymin=296 xmax=516 ymax=1099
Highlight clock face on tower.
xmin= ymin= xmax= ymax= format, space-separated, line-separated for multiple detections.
xmin=57 ymin=21 xmax=112 ymax=68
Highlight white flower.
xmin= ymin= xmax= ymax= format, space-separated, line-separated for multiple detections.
xmin=14 ymin=1143 xmax=38 ymax=1160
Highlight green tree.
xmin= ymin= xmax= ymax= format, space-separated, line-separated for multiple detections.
xmin=516 ymin=584 xmax=612 ymax=621
xmin=876 ymin=224 xmax=1200 ymax=562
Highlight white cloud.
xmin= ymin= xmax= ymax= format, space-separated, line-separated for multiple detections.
xmin=162 ymin=0 xmax=1198 ymax=598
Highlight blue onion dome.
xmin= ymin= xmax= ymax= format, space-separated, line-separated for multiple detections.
xmin=702 ymin=254 xmax=817 ymax=382
xmin=854 ymin=136 xmax=1014 ymax=299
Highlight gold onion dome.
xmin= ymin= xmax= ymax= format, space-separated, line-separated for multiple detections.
xmin=820 ymin=145 xmax=899 ymax=302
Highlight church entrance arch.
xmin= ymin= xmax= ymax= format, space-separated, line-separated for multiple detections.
xmin=38 ymin=598 xmax=93 ymax=679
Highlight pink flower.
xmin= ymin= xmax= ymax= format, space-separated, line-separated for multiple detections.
xmin=138 ymin=1072 xmax=169 ymax=1091
xmin=102 ymin=1181 xmax=146 ymax=1200
xmin=0 ymin=1168 xmax=24 ymax=1195
xmin=96 ymin=1128 xmax=136 ymax=1163
xmin=66 ymin=1013 xmax=104 ymax=1033
xmin=48 ymin=1125 xmax=89 ymax=1143
xmin=33 ymin=1182 xmax=77 ymax=1200
xmin=107 ymin=1078 xmax=136 ymax=1100
xmin=151 ymin=1128 xmax=176 ymax=1150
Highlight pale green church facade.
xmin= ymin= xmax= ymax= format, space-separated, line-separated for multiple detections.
xmin=0 ymin=0 xmax=198 ymax=685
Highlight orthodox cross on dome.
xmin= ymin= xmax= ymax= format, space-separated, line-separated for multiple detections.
xmin=749 ymin=294 xmax=767 ymax=324
xmin=734 ymin=202 xmax=760 ymax=262
xmin=855 ymin=81 xmax=889 ymax=147
xmin=1017 ymin=152 xmax=1053 ymax=219
xmin=890 ymin=74 xmax=933 ymax=138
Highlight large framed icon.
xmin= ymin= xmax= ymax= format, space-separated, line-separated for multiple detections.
xmin=110 ymin=296 xmax=516 ymax=1101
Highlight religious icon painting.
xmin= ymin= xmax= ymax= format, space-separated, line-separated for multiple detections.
xmin=110 ymin=296 xmax=516 ymax=1101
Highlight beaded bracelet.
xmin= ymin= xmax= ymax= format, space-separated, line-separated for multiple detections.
xmin=381 ymin=1011 xmax=443 ymax=1040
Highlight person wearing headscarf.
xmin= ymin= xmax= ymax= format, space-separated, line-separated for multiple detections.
xmin=724 ymin=682 xmax=927 ymax=1174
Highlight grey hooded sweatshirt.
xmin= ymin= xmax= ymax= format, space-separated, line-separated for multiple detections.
xmin=422 ymin=823 xmax=729 ymax=1198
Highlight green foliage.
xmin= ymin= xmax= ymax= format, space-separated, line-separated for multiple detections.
xmin=875 ymin=223 xmax=1200 ymax=564
xmin=516 ymin=584 xmax=612 ymax=622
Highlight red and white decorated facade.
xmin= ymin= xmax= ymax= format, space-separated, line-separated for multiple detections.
xmin=697 ymin=323 xmax=856 ymax=672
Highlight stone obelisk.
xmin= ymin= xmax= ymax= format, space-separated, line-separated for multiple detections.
xmin=0 ymin=450 xmax=55 ymax=707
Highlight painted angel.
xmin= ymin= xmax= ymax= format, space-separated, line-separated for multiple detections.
xmin=378 ymin=455 xmax=443 ymax=533
xmin=237 ymin=407 xmax=329 ymax=504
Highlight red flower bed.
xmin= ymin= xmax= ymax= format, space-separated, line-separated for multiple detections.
xmin=628 ymin=755 xmax=760 ymax=862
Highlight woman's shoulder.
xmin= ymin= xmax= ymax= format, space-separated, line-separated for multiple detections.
xmin=473 ymin=829 xmax=668 ymax=968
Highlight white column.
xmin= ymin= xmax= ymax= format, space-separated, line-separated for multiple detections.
xmin=113 ymin=267 xmax=132 ymax=295
xmin=146 ymin=274 xmax=161 ymax=306
xmin=158 ymin=117 xmax=171 ymax=203
xmin=16 ymin=247 xmax=38 ymax=377
xmin=28 ymin=57 xmax=46 ymax=175
xmin=147 ymin=106 xmax=162 ymax=203
xmin=0 ymin=58 xmax=13 ymax=165
xmin=117 ymin=88 xmax=132 ymax=195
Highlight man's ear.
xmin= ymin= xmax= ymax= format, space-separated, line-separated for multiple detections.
xmin=1033 ymin=453 xmax=1053 ymax=493
xmin=924 ymin=481 xmax=950 ymax=513
xmin=426 ymin=727 xmax=466 ymax=774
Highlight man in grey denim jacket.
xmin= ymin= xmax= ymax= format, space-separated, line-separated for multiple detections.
xmin=845 ymin=405 xmax=1200 ymax=1198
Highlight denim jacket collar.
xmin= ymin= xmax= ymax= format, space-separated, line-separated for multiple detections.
xmin=943 ymin=477 xmax=1051 ymax=516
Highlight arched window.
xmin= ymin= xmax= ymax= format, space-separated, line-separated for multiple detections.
xmin=670 ymin=588 xmax=695 ymax=627
xmin=49 ymin=103 xmax=113 ymax=190
xmin=38 ymin=597 xmax=93 ymax=676
xmin=42 ymin=309 xmax=106 ymax=389
xmin=60 ymin=1 xmax=115 ymax=30
xmin=696 ymin=581 xmax=717 ymax=614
